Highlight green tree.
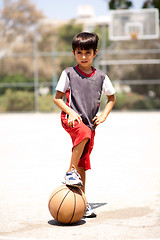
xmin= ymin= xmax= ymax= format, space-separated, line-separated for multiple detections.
xmin=0 ymin=0 xmax=58 ymax=81
xmin=108 ymin=0 xmax=133 ymax=9
xmin=1 ymin=0 xmax=43 ymax=40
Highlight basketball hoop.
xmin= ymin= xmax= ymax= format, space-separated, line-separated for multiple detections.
xmin=109 ymin=9 xmax=159 ymax=41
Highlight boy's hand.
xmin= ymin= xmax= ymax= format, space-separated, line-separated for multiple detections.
xmin=68 ymin=110 xmax=82 ymax=128
xmin=93 ymin=95 xmax=116 ymax=127
xmin=92 ymin=115 xmax=106 ymax=127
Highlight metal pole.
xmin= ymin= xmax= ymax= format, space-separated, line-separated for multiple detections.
xmin=52 ymin=51 xmax=57 ymax=96
xmin=52 ymin=34 xmax=58 ymax=98
xmin=33 ymin=25 xmax=39 ymax=112
xmin=101 ymin=25 xmax=107 ymax=73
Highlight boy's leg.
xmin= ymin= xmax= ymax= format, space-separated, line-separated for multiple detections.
xmin=76 ymin=166 xmax=86 ymax=193
xmin=68 ymin=138 xmax=89 ymax=171
xmin=67 ymin=138 xmax=89 ymax=192
xmin=62 ymin=120 xmax=93 ymax=190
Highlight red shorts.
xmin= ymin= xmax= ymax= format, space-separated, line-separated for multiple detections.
xmin=61 ymin=118 xmax=95 ymax=171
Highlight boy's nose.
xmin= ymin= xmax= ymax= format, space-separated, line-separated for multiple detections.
xmin=82 ymin=54 xmax=86 ymax=59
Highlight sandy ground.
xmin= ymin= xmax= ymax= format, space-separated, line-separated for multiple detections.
xmin=0 ymin=111 xmax=160 ymax=240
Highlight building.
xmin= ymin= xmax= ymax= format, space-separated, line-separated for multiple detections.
xmin=76 ymin=5 xmax=110 ymax=32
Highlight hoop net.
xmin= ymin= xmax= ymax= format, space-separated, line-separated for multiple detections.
xmin=130 ymin=32 xmax=138 ymax=40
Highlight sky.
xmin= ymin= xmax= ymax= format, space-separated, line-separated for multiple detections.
xmin=29 ymin=0 xmax=145 ymax=20
xmin=0 ymin=0 xmax=146 ymax=20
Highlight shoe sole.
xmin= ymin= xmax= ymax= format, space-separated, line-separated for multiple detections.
xmin=62 ymin=181 xmax=83 ymax=188
xmin=84 ymin=212 xmax=97 ymax=218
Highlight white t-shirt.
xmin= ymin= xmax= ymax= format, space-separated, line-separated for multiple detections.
xmin=56 ymin=69 xmax=115 ymax=96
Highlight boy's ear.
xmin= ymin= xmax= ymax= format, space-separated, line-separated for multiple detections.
xmin=94 ymin=49 xmax=98 ymax=57
xmin=72 ymin=50 xmax=75 ymax=56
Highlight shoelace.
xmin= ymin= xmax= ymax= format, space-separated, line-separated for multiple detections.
xmin=71 ymin=167 xmax=81 ymax=179
xmin=87 ymin=203 xmax=91 ymax=210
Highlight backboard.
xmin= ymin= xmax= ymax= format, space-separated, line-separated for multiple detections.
xmin=109 ymin=8 xmax=159 ymax=41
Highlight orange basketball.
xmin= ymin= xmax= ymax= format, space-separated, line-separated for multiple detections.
xmin=48 ymin=185 xmax=87 ymax=224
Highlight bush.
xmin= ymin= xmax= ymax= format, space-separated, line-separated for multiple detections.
xmin=0 ymin=89 xmax=55 ymax=112
xmin=0 ymin=74 xmax=34 ymax=95
xmin=39 ymin=94 xmax=55 ymax=112
xmin=5 ymin=89 xmax=34 ymax=111
xmin=0 ymin=94 xmax=7 ymax=112
xmin=113 ymin=92 xmax=160 ymax=110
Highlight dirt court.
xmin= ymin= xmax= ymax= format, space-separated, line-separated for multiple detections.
xmin=0 ymin=111 xmax=160 ymax=240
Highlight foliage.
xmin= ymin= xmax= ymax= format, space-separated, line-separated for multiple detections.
xmin=1 ymin=0 xmax=44 ymax=41
xmin=57 ymin=20 xmax=83 ymax=51
xmin=5 ymin=89 xmax=34 ymax=111
xmin=113 ymin=92 xmax=160 ymax=110
xmin=39 ymin=94 xmax=55 ymax=112
xmin=108 ymin=0 xmax=133 ymax=9
xmin=94 ymin=26 xmax=111 ymax=49
xmin=0 ymin=74 xmax=34 ymax=94
xmin=0 ymin=89 xmax=55 ymax=112
xmin=0 ymin=0 xmax=57 ymax=81
xmin=58 ymin=56 xmax=76 ymax=76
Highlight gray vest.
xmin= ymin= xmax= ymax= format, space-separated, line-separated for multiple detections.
xmin=65 ymin=67 xmax=105 ymax=130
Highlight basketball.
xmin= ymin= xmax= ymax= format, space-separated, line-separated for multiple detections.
xmin=48 ymin=185 xmax=87 ymax=224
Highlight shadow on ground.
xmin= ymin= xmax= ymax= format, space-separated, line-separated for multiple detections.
xmin=89 ymin=202 xmax=107 ymax=210
xmin=48 ymin=219 xmax=86 ymax=227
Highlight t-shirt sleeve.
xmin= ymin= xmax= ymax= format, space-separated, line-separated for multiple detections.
xmin=55 ymin=70 xmax=70 ymax=93
xmin=102 ymin=75 xmax=116 ymax=95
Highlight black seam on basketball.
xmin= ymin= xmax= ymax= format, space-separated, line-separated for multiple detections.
xmin=80 ymin=193 xmax=87 ymax=215
xmin=72 ymin=188 xmax=86 ymax=215
xmin=69 ymin=190 xmax=76 ymax=223
xmin=48 ymin=187 xmax=68 ymax=210
xmin=68 ymin=192 xmax=76 ymax=224
xmin=56 ymin=190 xmax=70 ymax=222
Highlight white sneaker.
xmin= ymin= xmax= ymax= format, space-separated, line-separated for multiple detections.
xmin=62 ymin=167 xmax=83 ymax=187
xmin=84 ymin=203 xmax=97 ymax=218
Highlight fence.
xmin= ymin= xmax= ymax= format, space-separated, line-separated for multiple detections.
xmin=1 ymin=42 xmax=160 ymax=112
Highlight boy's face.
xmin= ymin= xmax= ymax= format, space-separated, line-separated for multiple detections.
xmin=72 ymin=48 xmax=98 ymax=70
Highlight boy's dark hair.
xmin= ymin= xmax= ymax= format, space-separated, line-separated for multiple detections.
xmin=72 ymin=32 xmax=99 ymax=53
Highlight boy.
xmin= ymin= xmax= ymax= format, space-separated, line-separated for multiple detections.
xmin=54 ymin=32 xmax=116 ymax=217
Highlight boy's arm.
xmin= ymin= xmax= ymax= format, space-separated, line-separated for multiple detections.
xmin=93 ymin=94 xmax=116 ymax=127
xmin=54 ymin=91 xmax=82 ymax=127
